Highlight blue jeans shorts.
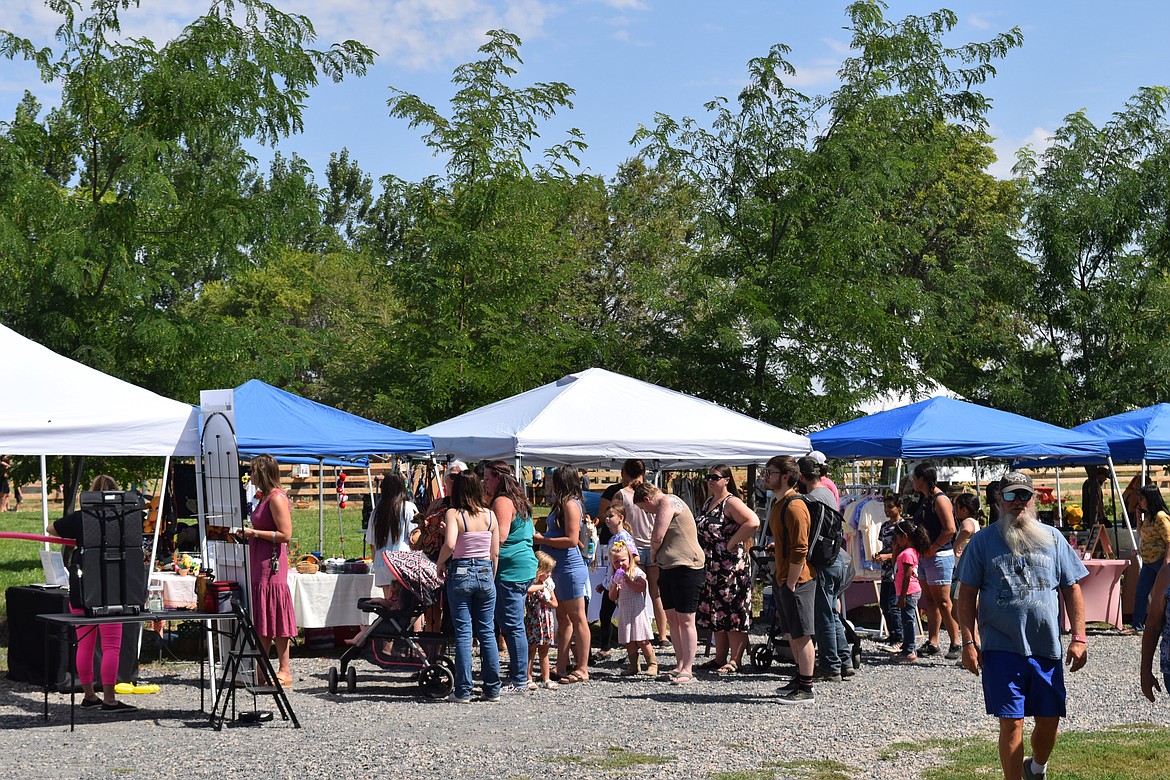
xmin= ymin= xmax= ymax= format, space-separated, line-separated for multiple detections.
xmin=918 ymin=550 xmax=955 ymax=586
xmin=981 ymin=650 xmax=1066 ymax=719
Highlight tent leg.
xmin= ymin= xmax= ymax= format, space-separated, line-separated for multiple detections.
xmin=1107 ymin=456 xmax=1137 ymax=550
xmin=1056 ymin=469 xmax=1063 ymax=526
xmin=140 ymin=456 xmax=172 ymax=663
xmin=40 ymin=456 xmax=50 ymax=551
xmin=318 ymin=458 xmax=325 ymax=556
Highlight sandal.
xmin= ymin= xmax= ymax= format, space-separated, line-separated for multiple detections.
xmin=656 ymin=669 xmax=680 ymax=681
xmin=716 ymin=662 xmax=738 ymax=676
xmin=558 ymin=670 xmax=588 ymax=685
xmin=670 ymin=673 xmax=693 ymax=686
xmin=644 ymin=663 xmax=659 ymax=677
xmin=695 ymin=658 xmax=723 ymax=671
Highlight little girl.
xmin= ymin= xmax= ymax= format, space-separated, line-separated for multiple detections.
xmin=892 ymin=520 xmax=930 ymax=662
xmin=525 ymin=551 xmax=559 ymax=689
xmin=596 ymin=504 xmax=639 ymax=656
xmin=608 ymin=541 xmax=656 ymax=676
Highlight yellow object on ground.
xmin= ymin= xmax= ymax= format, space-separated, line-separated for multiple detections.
xmin=114 ymin=682 xmax=161 ymax=695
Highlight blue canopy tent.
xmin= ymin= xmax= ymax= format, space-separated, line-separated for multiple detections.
xmin=809 ymin=397 xmax=1108 ymax=461
xmin=808 ymin=397 xmax=1133 ymax=546
xmin=230 ymin=380 xmax=434 ymax=552
xmin=1069 ymin=404 xmax=1170 ymax=464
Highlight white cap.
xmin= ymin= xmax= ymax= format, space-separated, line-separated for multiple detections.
xmin=809 ymin=450 xmax=827 ymax=465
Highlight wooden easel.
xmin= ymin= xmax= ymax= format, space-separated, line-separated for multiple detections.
xmin=1084 ymin=523 xmax=1115 ymax=559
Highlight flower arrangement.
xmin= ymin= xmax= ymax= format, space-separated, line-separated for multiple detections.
xmin=172 ymin=552 xmax=200 ymax=575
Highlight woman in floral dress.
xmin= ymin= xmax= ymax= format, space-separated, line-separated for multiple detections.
xmin=695 ymin=464 xmax=760 ymax=674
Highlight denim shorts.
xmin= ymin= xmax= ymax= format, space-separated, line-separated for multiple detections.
xmin=919 ymin=550 xmax=955 ymax=586
xmin=981 ymin=651 xmax=1066 ymax=719
xmin=636 ymin=546 xmax=655 ymax=567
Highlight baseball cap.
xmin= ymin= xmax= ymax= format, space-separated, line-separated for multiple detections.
xmin=809 ymin=450 xmax=827 ymax=465
xmin=1000 ymin=471 xmax=1034 ymax=494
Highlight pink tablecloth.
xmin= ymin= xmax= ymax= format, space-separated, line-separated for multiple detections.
xmin=1062 ymin=558 xmax=1129 ymax=630
xmin=149 ymin=572 xmax=198 ymax=609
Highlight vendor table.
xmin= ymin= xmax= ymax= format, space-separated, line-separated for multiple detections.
xmin=287 ymin=571 xmax=380 ymax=628
xmin=6 ymin=586 xmax=138 ymax=691
xmin=38 ymin=610 xmax=235 ymax=731
xmin=1062 ymin=558 xmax=1129 ymax=631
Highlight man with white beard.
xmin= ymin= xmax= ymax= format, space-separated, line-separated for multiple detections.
xmin=956 ymin=472 xmax=1089 ymax=780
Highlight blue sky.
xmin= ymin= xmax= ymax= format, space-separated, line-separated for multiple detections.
xmin=1 ymin=1 xmax=1167 ymax=185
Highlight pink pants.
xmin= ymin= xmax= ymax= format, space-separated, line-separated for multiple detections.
xmin=69 ymin=607 xmax=122 ymax=686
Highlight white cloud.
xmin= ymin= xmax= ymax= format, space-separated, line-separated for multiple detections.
xmin=788 ymin=60 xmax=841 ymax=89
xmin=0 ymin=0 xmax=558 ymax=72
xmin=986 ymin=126 xmax=1055 ymax=180
xmin=612 ymin=29 xmax=629 ymax=42
xmin=593 ymin=0 xmax=648 ymax=10
xmin=821 ymin=37 xmax=852 ymax=56
xmin=967 ymin=13 xmax=991 ymax=30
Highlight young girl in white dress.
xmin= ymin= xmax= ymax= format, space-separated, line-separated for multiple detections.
xmin=608 ymin=541 xmax=656 ymax=676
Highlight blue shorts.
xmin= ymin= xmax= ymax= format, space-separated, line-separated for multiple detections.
xmin=918 ymin=551 xmax=955 ymax=586
xmin=981 ymin=651 xmax=1066 ymax=719
xmin=637 ymin=546 xmax=655 ymax=567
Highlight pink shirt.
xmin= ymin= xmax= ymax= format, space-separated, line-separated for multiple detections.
xmin=895 ymin=547 xmax=921 ymax=597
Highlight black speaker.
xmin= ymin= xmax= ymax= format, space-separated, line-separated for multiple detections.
xmin=68 ymin=491 xmax=147 ymax=616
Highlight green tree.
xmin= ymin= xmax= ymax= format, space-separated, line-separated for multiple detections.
xmin=359 ymin=30 xmax=601 ymax=428
xmin=970 ymin=87 xmax=1170 ymax=425
xmin=0 ymin=0 xmax=374 ymax=396
xmin=634 ymin=2 xmax=1023 ymax=429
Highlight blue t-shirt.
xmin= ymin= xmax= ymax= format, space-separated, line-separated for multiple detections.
xmin=956 ymin=521 xmax=1088 ymax=659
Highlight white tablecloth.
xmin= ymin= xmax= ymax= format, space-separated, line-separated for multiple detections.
xmin=287 ymin=571 xmax=380 ymax=628
xmin=149 ymin=572 xmax=198 ymax=609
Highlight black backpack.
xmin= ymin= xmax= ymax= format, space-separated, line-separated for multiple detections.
xmin=780 ymin=495 xmax=845 ymax=570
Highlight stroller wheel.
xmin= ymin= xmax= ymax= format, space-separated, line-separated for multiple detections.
xmin=436 ymin=656 xmax=456 ymax=676
xmin=750 ymin=644 xmax=773 ymax=671
xmin=346 ymin=665 xmax=358 ymax=692
xmin=327 ymin=666 xmax=339 ymax=694
xmin=419 ymin=663 xmax=455 ymax=700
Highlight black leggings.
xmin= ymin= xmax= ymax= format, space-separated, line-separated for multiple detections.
xmin=597 ymin=589 xmax=617 ymax=649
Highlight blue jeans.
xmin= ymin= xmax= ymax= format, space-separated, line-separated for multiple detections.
xmin=879 ymin=579 xmax=901 ymax=641
xmin=1132 ymin=560 xmax=1164 ymax=631
xmin=895 ymin=592 xmax=919 ymax=653
xmin=447 ymin=558 xmax=501 ymax=699
xmin=495 ymin=578 xmax=532 ymax=687
xmin=814 ymin=549 xmax=850 ymax=674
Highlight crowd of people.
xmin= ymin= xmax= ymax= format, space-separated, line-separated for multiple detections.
xmin=57 ymin=452 xmax=1170 ymax=780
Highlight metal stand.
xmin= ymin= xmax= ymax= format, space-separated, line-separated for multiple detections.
xmin=209 ymin=598 xmax=299 ymax=730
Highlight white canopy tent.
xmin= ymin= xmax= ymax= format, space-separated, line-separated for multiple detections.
xmin=0 ymin=324 xmax=200 ymax=457
xmin=417 ymin=367 xmax=811 ymax=467
xmin=0 ymin=324 xmax=199 ymax=542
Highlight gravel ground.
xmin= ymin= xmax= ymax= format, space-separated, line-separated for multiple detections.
xmin=3 ymin=629 xmax=1168 ymax=780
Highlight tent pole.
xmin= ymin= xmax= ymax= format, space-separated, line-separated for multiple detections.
xmin=336 ymin=465 xmax=345 ymax=559
xmin=194 ymin=434 xmax=217 ymax=702
xmin=141 ymin=456 xmax=172 ymax=664
xmin=973 ymin=459 xmax=981 ymax=501
xmin=1055 ymin=468 xmax=1063 ymax=525
xmin=894 ymin=459 xmax=903 ymax=493
xmin=40 ymin=455 xmax=49 ymax=551
xmin=146 ymin=456 xmax=171 ymax=579
xmin=1108 ymin=456 xmax=1137 ymax=550
xmin=318 ymin=458 xmax=325 ymax=556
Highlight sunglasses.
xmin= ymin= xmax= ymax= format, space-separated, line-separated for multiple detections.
xmin=705 ymin=474 xmax=726 ymax=481
xmin=1002 ymin=489 xmax=1034 ymax=502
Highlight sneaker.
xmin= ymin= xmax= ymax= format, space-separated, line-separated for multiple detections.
xmin=100 ymin=701 xmax=137 ymax=713
xmin=776 ymin=677 xmax=798 ymax=695
xmin=480 ymin=692 xmax=501 ymax=703
xmin=918 ymin=642 xmax=941 ymax=656
xmin=777 ymin=687 xmax=814 ymax=705
xmin=80 ymin=697 xmax=103 ymax=710
xmin=812 ymin=668 xmax=842 ymax=683
xmin=1022 ymin=756 xmax=1046 ymax=780
xmin=840 ymin=665 xmax=856 ymax=679
xmin=446 ymin=693 xmax=471 ymax=704
xmin=894 ymin=651 xmax=918 ymax=663
xmin=499 ymin=684 xmax=530 ymax=695
xmin=944 ymin=644 xmax=961 ymax=660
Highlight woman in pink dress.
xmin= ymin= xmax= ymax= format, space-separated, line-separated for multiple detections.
xmin=239 ymin=453 xmax=297 ymax=686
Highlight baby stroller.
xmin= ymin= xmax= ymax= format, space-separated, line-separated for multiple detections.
xmin=327 ymin=550 xmax=455 ymax=699
xmin=747 ymin=546 xmax=862 ymax=673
